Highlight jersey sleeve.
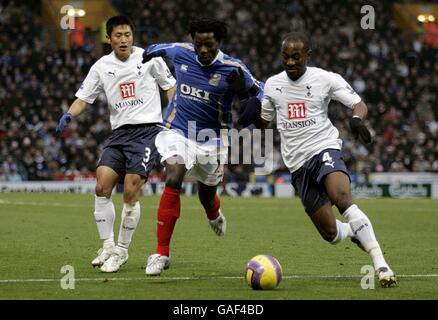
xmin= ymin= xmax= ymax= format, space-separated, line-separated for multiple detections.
xmin=75 ymin=64 xmax=103 ymax=104
xmin=260 ymin=79 xmax=276 ymax=122
xmin=146 ymin=43 xmax=181 ymax=61
xmin=328 ymin=72 xmax=361 ymax=109
xmin=151 ymin=57 xmax=176 ymax=90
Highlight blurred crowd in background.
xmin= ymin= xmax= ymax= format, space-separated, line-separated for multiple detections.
xmin=1 ymin=0 xmax=437 ymax=184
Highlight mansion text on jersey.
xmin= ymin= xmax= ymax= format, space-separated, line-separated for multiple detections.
xmin=281 ymin=118 xmax=317 ymax=130
xmin=114 ymin=98 xmax=144 ymax=110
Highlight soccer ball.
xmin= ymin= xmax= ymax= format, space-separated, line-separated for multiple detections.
xmin=245 ymin=254 xmax=282 ymax=290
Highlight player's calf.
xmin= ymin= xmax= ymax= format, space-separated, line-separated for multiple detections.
xmin=343 ymin=204 xmax=396 ymax=282
xmin=329 ymin=220 xmax=353 ymax=244
xmin=344 ymin=205 xmax=379 ymax=253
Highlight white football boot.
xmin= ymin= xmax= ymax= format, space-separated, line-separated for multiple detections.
xmin=208 ymin=210 xmax=227 ymax=236
xmin=91 ymin=242 xmax=115 ymax=267
xmin=100 ymin=246 xmax=129 ymax=273
xmin=377 ymin=266 xmax=397 ymax=287
xmin=145 ymin=253 xmax=171 ymax=276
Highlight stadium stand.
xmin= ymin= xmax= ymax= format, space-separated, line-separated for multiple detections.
xmin=0 ymin=0 xmax=437 ymax=183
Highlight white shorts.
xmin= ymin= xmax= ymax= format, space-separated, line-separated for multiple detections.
xmin=155 ymin=129 xmax=228 ymax=186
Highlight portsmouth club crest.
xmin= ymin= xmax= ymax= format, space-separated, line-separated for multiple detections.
xmin=209 ymin=73 xmax=221 ymax=86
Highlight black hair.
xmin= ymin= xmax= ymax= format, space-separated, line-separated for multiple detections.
xmin=106 ymin=16 xmax=135 ymax=37
xmin=282 ymin=32 xmax=311 ymax=51
xmin=188 ymin=17 xmax=228 ymax=42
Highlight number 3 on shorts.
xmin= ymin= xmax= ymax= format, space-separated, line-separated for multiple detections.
xmin=142 ymin=147 xmax=151 ymax=171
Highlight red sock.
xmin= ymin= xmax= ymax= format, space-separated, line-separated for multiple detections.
xmin=156 ymin=186 xmax=181 ymax=257
xmin=204 ymin=194 xmax=220 ymax=220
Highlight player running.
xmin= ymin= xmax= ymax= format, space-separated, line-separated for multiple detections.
xmin=141 ymin=18 xmax=263 ymax=276
xmin=248 ymin=32 xmax=396 ymax=287
xmin=56 ymin=16 xmax=176 ymax=273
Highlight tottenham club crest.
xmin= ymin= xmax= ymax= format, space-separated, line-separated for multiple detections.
xmin=136 ymin=64 xmax=143 ymax=76
xmin=306 ymin=84 xmax=312 ymax=97
xmin=209 ymin=73 xmax=221 ymax=86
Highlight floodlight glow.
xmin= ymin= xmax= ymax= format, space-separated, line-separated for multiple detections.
xmin=67 ymin=9 xmax=76 ymax=17
xmin=67 ymin=8 xmax=87 ymax=17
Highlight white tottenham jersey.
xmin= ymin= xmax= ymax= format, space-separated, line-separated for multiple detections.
xmin=75 ymin=46 xmax=176 ymax=130
xmin=261 ymin=67 xmax=361 ymax=173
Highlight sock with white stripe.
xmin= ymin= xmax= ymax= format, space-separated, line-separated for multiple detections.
xmin=331 ymin=219 xmax=353 ymax=245
xmin=343 ymin=204 xmax=388 ymax=270
xmin=94 ymin=196 xmax=115 ymax=246
xmin=117 ymin=201 xmax=141 ymax=249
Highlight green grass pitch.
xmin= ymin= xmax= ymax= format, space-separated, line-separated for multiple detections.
xmin=0 ymin=193 xmax=437 ymax=299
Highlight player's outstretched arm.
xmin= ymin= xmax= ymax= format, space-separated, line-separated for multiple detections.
xmin=56 ymin=98 xmax=87 ymax=133
xmin=237 ymin=97 xmax=272 ymax=129
xmin=142 ymin=48 xmax=166 ymax=64
xmin=238 ymin=96 xmax=261 ymax=127
xmin=226 ymin=67 xmax=262 ymax=100
xmin=142 ymin=43 xmax=175 ymax=64
xmin=349 ymin=101 xmax=372 ymax=144
xmin=227 ymin=67 xmax=248 ymax=100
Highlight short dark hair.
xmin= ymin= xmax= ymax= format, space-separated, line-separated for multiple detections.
xmin=282 ymin=32 xmax=311 ymax=51
xmin=188 ymin=18 xmax=228 ymax=42
xmin=106 ymin=16 xmax=135 ymax=37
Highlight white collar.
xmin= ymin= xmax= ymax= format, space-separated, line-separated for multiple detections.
xmin=196 ymin=50 xmax=224 ymax=66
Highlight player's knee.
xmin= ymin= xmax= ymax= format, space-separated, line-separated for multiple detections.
xmin=330 ymin=190 xmax=352 ymax=213
xmin=165 ymin=174 xmax=184 ymax=189
xmin=123 ymin=185 xmax=140 ymax=204
xmin=95 ymin=183 xmax=111 ymax=198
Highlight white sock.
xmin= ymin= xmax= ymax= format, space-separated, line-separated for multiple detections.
xmin=117 ymin=201 xmax=141 ymax=249
xmin=94 ymin=196 xmax=115 ymax=244
xmin=343 ymin=204 xmax=388 ymax=270
xmin=331 ymin=219 xmax=353 ymax=245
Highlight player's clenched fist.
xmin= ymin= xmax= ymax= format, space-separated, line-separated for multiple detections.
xmin=56 ymin=112 xmax=72 ymax=133
xmin=142 ymin=48 xmax=165 ymax=64
xmin=226 ymin=67 xmax=248 ymax=100
xmin=349 ymin=116 xmax=372 ymax=144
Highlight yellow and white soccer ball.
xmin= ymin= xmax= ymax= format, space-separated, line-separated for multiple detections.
xmin=245 ymin=254 xmax=282 ymax=290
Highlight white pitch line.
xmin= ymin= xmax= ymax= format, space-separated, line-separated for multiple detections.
xmin=1 ymin=274 xmax=437 ymax=283
xmin=0 ymin=199 xmax=88 ymax=207
xmin=0 ymin=199 xmax=199 ymax=211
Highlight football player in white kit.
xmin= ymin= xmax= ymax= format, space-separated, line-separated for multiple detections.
xmin=251 ymin=32 xmax=396 ymax=287
xmin=56 ymin=16 xmax=176 ymax=273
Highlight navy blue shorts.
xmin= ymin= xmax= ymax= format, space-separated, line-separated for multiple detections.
xmin=97 ymin=124 xmax=161 ymax=181
xmin=291 ymin=148 xmax=350 ymax=216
